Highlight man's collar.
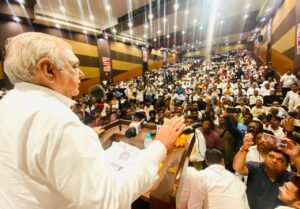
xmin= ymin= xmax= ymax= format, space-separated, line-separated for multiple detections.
xmin=14 ymin=82 xmax=76 ymax=107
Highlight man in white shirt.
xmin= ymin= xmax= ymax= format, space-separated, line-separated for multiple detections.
xmin=0 ymin=32 xmax=186 ymax=209
xmin=280 ymin=69 xmax=297 ymax=98
xmin=282 ymin=83 xmax=300 ymax=112
xmin=178 ymin=149 xmax=249 ymax=209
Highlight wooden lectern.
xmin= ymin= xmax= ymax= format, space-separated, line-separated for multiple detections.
xmin=100 ymin=119 xmax=195 ymax=209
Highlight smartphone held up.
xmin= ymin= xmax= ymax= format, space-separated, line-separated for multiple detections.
xmin=262 ymin=133 xmax=287 ymax=148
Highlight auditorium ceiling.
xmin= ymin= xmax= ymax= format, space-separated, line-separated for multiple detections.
xmin=3 ymin=0 xmax=283 ymax=52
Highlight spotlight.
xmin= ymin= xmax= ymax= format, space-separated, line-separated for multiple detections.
xmin=182 ymin=30 xmax=185 ymax=34
xmin=153 ymin=38 xmax=157 ymax=42
xmin=167 ymin=34 xmax=170 ymax=38
xmin=144 ymin=24 xmax=148 ymax=29
xmin=157 ymin=30 xmax=161 ymax=34
xmin=148 ymin=13 xmax=154 ymax=19
xmin=128 ymin=22 xmax=133 ymax=27
xmin=163 ymin=17 xmax=167 ymax=23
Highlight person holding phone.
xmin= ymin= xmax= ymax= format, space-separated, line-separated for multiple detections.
xmin=233 ymin=133 xmax=294 ymax=209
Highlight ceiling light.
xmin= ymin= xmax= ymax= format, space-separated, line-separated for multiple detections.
xmin=83 ymin=30 xmax=87 ymax=34
xmin=163 ymin=17 xmax=167 ymax=23
xmin=220 ymin=20 xmax=224 ymax=25
xmin=60 ymin=6 xmax=65 ymax=12
xmin=266 ymin=8 xmax=272 ymax=12
xmin=182 ymin=30 xmax=185 ymax=34
xmin=199 ymin=26 xmax=203 ymax=30
xmin=157 ymin=30 xmax=161 ymax=34
xmin=225 ymin=43 xmax=229 ymax=45
xmin=191 ymin=45 xmax=194 ymax=48
xmin=105 ymin=35 xmax=108 ymax=39
xmin=16 ymin=0 xmax=25 ymax=3
xmin=167 ymin=34 xmax=170 ymax=38
xmin=144 ymin=24 xmax=148 ymax=29
xmin=112 ymin=28 xmax=116 ymax=33
xmin=90 ymin=15 xmax=94 ymax=20
xmin=254 ymin=27 xmax=260 ymax=32
xmin=105 ymin=5 xmax=111 ymax=11
xmin=173 ymin=25 xmax=178 ymax=29
xmin=128 ymin=22 xmax=133 ymax=27
xmin=55 ymin=23 xmax=60 ymax=28
xmin=193 ymin=19 xmax=197 ymax=24
xmin=153 ymin=38 xmax=157 ymax=42
xmin=238 ymin=41 xmax=241 ymax=44
xmin=130 ymin=30 xmax=133 ymax=34
xmin=240 ymin=33 xmax=243 ymax=36
xmin=174 ymin=4 xmax=179 ymax=10
xmin=148 ymin=13 xmax=154 ymax=19
xmin=244 ymin=14 xmax=248 ymax=19
xmin=122 ymin=38 xmax=125 ymax=42
xmin=185 ymin=10 xmax=189 ymax=15
xmin=184 ymin=42 xmax=186 ymax=45
xmin=13 ymin=16 xmax=21 ymax=22
xmin=245 ymin=4 xmax=250 ymax=8
xmin=136 ymin=42 xmax=139 ymax=45
xmin=143 ymin=34 xmax=147 ymax=38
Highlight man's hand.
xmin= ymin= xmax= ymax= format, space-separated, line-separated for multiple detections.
xmin=242 ymin=133 xmax=254 ymax=150
xmin=283 ymin=116 xmax=294 ymax=132
xmin=155 ymin=116 xmax=186 ymax=151
xmin=279 ymin=137 xmax=300 ymax=157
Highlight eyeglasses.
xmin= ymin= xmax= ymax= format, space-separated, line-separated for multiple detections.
xmin=67 ymin=65 xmax=84 ymax=78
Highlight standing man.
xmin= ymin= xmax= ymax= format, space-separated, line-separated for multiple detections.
xmin=0 ymin=32 xmax=186 ymax=209
xmin=179 ymin=149 xmax=249 ymax=209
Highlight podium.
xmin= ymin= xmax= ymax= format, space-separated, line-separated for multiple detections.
xmin=100 ymin=119 xmax=195 ymax=209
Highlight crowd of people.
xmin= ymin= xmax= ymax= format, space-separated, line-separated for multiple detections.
xmin=1 ymin=32 xmax=300 ymax=209
xmin=69 ymin=49 xmax=300 ymax=209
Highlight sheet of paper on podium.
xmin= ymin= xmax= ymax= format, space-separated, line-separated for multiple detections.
xmin=103 ymin=141 xmax=142 ymax=171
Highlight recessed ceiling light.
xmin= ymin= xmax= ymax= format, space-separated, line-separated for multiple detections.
xmin=144 ymin=24 xmax=148 ymax=29
xmin=90 ymin=15 xmax=94 ymax=20
xmin=173 ymin=25 xmax=178 ymax=29
xmin=153 ymin=38 xmax=157 ymax=42
xmin=245 ymin=4 xmax=250 ymax=8
xmin=174 ymin=4 xmax=179 ymax=10
xmin=105 ymin=5 xmax=111 ymax=11
xmin=130 ymin=30 xmax=133 ymax=34
xmin=105 ymin=35 xmax=108 ymax=39
xmin=199 ymin=26 xmax=203 ymax=30
xmin=16 ymin=0 xmax=25 ymax=4
xmin=167 ymin=34 xmax=170 ymax=38
xmin=143 ymin=34 xmax=147 ymax=38
xmin=225 ymin=43 xmax=229 ymax=45
xmin=184 ymin=42 xmax=186 ymax=45
xmin=163 ymin=17 xmax=167 ymax=23
xmin=13 ymin=16 xmax=21 ymax=22
xmin=112 ymin=28 xmax=116 ymax=33
xmin=136 ymin=42 xmax=139 ymax=45
xmin=60 ymin=6 xmax=65 ymax=12
xmin=185 ymin=10 xmax=189 ymax=15
xmin=193 ymin=19 xmax=197 ymax=24
xmin=83 ymin=30 xmax=87 ymax=34
xmin=182 ymin=30 xmax=185 ymax=34
xmin=157 ymin=30 xmax=161 ymax=34
xmin=244 ymin=14 xmax=248 ymax=19
xmin=128 ymin=22 xmax=133 ymax=27
xmin=148 ymin=13 xmax=154 ymax=19
xmin=266 ymin=8 xmax=272 ymax=12
xmin=240 ymin=33 xmax=243 ymax=36
xmin=238 ymin=41 xmax=241 ymax=44
xmin=122 ymin=38 xmax=125 ymax=42
xmin=55 ymin=23 xmax=60 ymax=28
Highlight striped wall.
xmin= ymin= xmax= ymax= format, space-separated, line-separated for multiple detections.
xmin=149 ymin=49 xmax=163 ymax=70
xmin=256 ymin=0 xmax=296 ymax=75
xmin=184 ymin=43 xmax=251 ymax=57
xmin=110 ymin=42 xmax=142 ymax=83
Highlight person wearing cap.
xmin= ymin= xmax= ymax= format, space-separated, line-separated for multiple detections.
xmin=0 ymin=32 xmax=186 ymax=209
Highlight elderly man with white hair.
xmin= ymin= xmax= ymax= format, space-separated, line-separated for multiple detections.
xmin=0 ymin=32 xmax=186 ymax=209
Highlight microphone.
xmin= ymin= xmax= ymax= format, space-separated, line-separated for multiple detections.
xmin=125 ymin=119 xmax=145 ymax=138
xmin=182 ymin=122 xmax=201 ymax=134
xmin=125 ymin=127 xmax=137 ymax=138
xmin=89 ymin=85 xmax=106 ymax=100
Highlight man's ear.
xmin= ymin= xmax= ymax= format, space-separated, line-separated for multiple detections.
xmin=36 ymin=58 xmax=55 ymax=81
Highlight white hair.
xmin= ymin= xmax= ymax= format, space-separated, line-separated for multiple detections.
xmin=4 ymin=32 xmax=71 ymax=84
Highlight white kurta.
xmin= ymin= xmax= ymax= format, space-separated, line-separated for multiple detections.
xmin=0 ymin=82 xmax=166 ymax=209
